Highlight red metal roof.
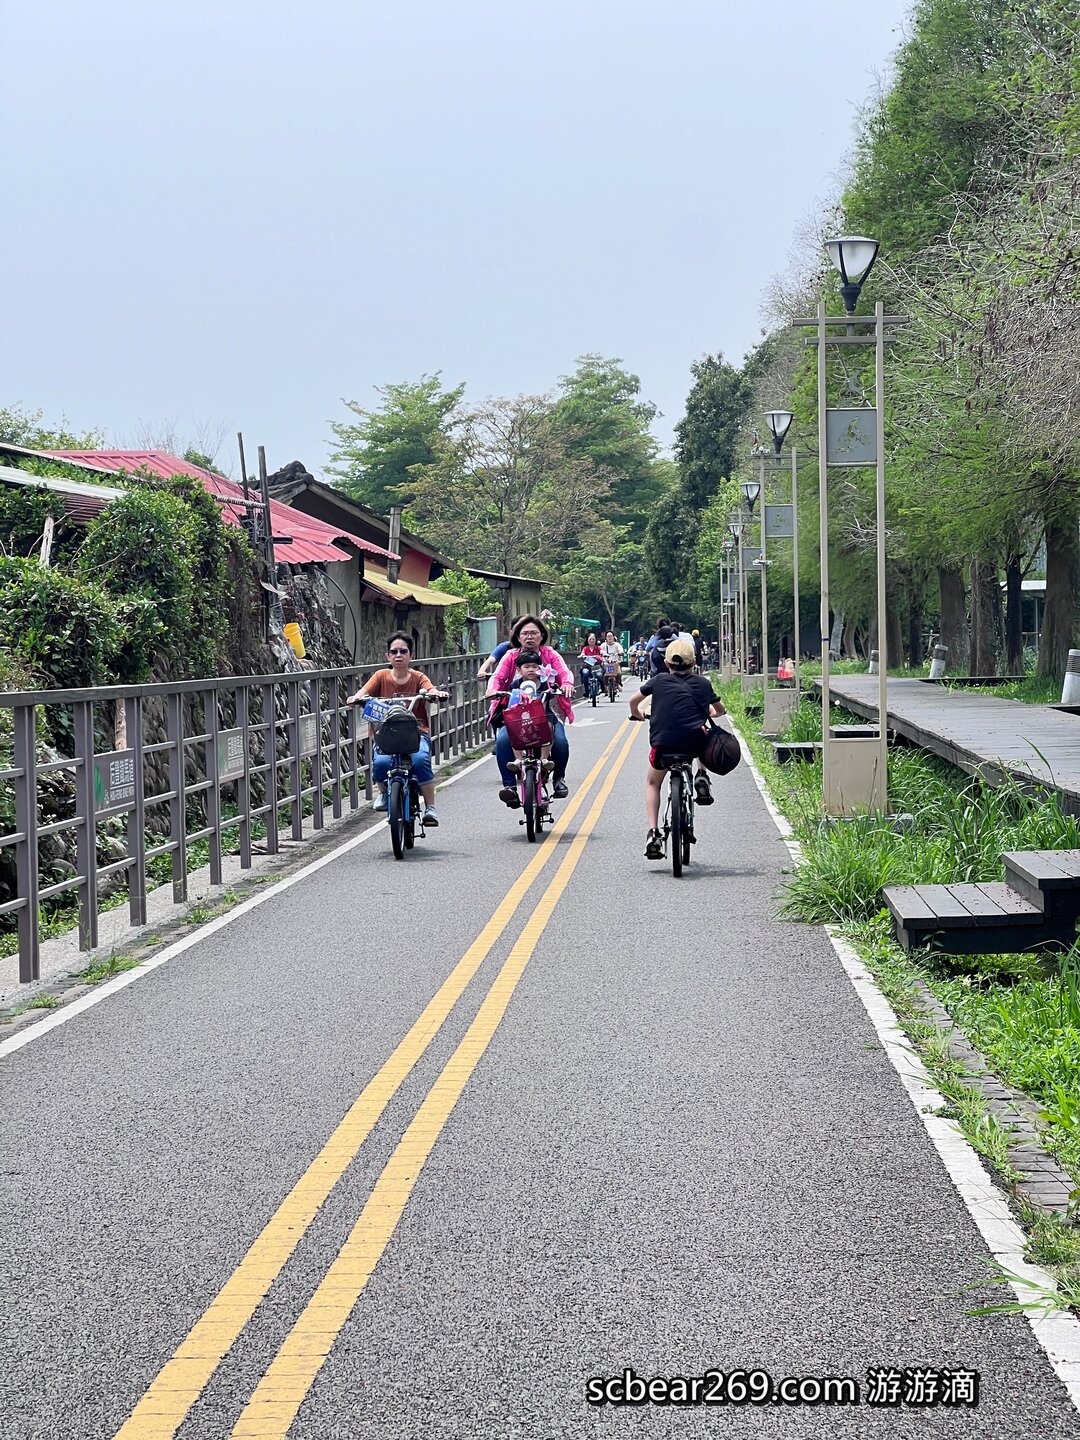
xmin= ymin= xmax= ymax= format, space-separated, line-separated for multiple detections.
xmin=46 ymin=450 xmax=396 ymax=565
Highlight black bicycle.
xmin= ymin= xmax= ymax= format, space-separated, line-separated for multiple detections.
xmin=361 ymin=693 xmax=443 ymax=860
xmin=656 ymin=750 xmax=696 ymax=877
xmin=582 ymin=659 xmax=602 ymax=706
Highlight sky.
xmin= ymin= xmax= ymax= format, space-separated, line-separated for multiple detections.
xmin=5 ymin=0 xmax=913 ymax=479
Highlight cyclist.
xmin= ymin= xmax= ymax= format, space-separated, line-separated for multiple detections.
xmin=629 ymin=637 xmax=726 ymax=860
xmin=600 ymin=630 xmax=623 ymax=691
xmin=648 ymin=624 xmax=675 ymax=676
xmin=692 ymin=629 xmax=704 ymax=668
xmin=486 ymin=615 xmax=575 ymax=801
xmin=578 ymin=632 xmax=604 ymax=691
xmin=346 ymin=632 xmax=450 ymax=824
xmin=490 ymin=649 xmax=561 ymax=801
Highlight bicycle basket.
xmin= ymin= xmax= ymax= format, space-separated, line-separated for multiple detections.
xmin=376 ymin=708 xmax=422 ymax=755
xmin=502 ymin=696 xmax=552 ymax=749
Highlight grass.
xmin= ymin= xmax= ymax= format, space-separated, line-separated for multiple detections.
xmin=77 ymin=955 xmax=142 ymax=984
xmin=945 ymin=674 xmax=1061 ymax=705
xmin=721 ymin=676 xmax=1080 ymax=1304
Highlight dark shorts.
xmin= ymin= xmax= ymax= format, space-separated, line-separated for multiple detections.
xmin=649 ymin=729 xmax=706 ymax=769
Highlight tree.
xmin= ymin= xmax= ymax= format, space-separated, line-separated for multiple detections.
xmin=558 ymin=538 xmax=646 ymax=634
xmin=674 ymin=353 xmax=754 ymax=508
xmin=327 ymin=375 xmax=464 ymax=513
xmin=549 ymin=356 xmax=664 ymax=540
xmin=0 ymin=405 xmax=103 ymax=451
xmin=405 ymin=395 xmax=613 ymax=581
xmin=429 ymin=569 xmax=497 ymax=652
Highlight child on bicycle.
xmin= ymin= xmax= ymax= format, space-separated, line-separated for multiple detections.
xmin=502 ymin=649 xmax=557 ymax=776
xmin=629 ymin=638 xmax=726 ymax=860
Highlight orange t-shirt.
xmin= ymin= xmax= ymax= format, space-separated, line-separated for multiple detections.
xmin=362 ymin=669 xmax=435 ymax=734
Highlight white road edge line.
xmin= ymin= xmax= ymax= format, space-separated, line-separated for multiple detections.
xmin=1 ymin=749 xmax=494 ymax=1061
xmin=737 ymin=731 xmax=1080 ymax=1408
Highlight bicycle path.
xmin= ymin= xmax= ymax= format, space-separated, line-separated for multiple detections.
xmin=2 ymin=699 xmax=1078 ymax=1437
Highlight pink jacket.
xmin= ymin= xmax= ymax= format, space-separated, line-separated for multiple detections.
xmin=487 ymin=645 xmax=575 ymax=725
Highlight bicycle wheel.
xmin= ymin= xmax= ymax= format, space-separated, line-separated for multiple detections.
xmin=387 ymin=777 xmax=405 ymax=859
xmin=681 ymin=784 xmax=693 ymax=866
xmin=404 ymin=782 xmax=416 ymax=849
xmin=523 ymin=766 xmax=538 ymax=842
xmin=668 ymin=769 xmax=683 ymax=877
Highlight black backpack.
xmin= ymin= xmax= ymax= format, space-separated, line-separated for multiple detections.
xmin=700 ymin=721 xmax=741 ymax=776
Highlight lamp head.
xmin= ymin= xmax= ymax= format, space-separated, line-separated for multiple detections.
xmin=825 ymin=236 xmax=879 ymax=314
xmin=728 ymin=519 xmax=743 ymax=540
xmin=764 ymin=409 xmax=794 ymax=454
xmin=740 ymin=480 xmax=761 ymax=513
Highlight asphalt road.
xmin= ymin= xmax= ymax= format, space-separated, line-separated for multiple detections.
xmin=2 ymin=694 xmax=1078 ymax=1439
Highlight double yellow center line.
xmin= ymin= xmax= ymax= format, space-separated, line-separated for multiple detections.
xmin=116 ymin=719 xmax=639 ymax=1440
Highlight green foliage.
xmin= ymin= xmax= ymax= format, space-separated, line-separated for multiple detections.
xmin=405 ymin=394 xmax=612 ymax=578
xmin=843 ymin=0 xmax=1008 ymax=262
xmin=549 ymin=355 xmax=664 ymax=541
xmin=327 ymin=375 xmax=465 ymax=513
xmin=429 ymin=568 xmax=497 ymax=648
xmin=0 ymin=556 xmax=129 ymax=689
xmin=675 ymin=353 xmax=755 ymax=508
xmin=75 ymin=477 xmax=233 ymax=680
xmin=0 ymin=482 xmax=67 ymax=559
xmin=0 ymin=404 xmax=104 ymax=451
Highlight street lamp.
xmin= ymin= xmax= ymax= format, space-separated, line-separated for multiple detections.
xmin=825 ymin=236 xmax=880 ymax=315
xmin=727 ymin=519 xmax=746 ymax=671
xmin=764 ymin=410 xmax=794 ymax=454
xmin=758 ymin=411 xmax=801 ymax=728
xmin=740 ymin=480 xmax=761 ymax=513
xmin=791 ymin=235 xmax=905 ymax=815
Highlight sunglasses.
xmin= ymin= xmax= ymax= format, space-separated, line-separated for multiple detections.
xmin=388 ymin=648 xmax=410 ymax=656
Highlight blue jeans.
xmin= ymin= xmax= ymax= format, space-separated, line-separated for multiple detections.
xmin=372 ymin=734 xmax=433 ymax=785
xmin=495 ymin=722 xmax=568 ymax=787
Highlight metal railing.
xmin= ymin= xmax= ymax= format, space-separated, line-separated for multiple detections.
xmin=0 ymin=655 xmax=489 ymax=983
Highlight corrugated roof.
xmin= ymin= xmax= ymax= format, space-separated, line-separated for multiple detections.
xmin=0 ymin=465 xmax=125 ymax=523
xmin=362 ymin=566 xmax=463 ymax=608
xmin=45 ymin=450 xmax=396 ymax=566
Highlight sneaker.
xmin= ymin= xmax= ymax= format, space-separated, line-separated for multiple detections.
xmin=541 ymin=758 xmax=555 ymax=776
xmin=552 ymin=780 xmax=568 ymax=799
xmin=645 ymin=829 xmax=664 ymax=860
xmin=506 ymin=759 xmax=521 ymax=774
xmin=372 ymin=790 xmax=388 ymax=812
xmin=423 ymin=806 xmax=439 ymax=827
xmin=694 ymin=774 xmax=714 ymax=806
xmin=499 ymin=786 xmax=521 ymax=809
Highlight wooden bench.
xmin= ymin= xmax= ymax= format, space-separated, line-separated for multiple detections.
xmin=772 ymin=741 xmax=820 ymax=763
xmin=884 ymin=850 xmax=1080 ymax=955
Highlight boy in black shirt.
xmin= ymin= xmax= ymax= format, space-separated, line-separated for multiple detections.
xmin=629 ymin=638 xmax=726 ymax=860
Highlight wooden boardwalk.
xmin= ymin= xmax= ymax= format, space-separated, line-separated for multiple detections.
xmin=817 ymin=675 xmax=1080 ymax=811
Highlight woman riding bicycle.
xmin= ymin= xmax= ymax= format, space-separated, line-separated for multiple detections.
xmin=600 ymin=631 xmax=623 ymax=691
xmin=629 ymin=638 xmax=725 ymax=860
xmin=486 ymin=615 xmax=575 ymax=804
xmin=346 ymin=632 xmax=449 ymax=825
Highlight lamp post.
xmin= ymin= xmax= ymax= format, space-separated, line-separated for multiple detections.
xmin=792 ymin=235 xmax=904 ymax=816
xmin=727 ymin=518 xmax=744 ymax=671
xmin=764 ymin=409 xmax=798 ymax=699
xmin=757 ymin=409 xmax=798 ymax=732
